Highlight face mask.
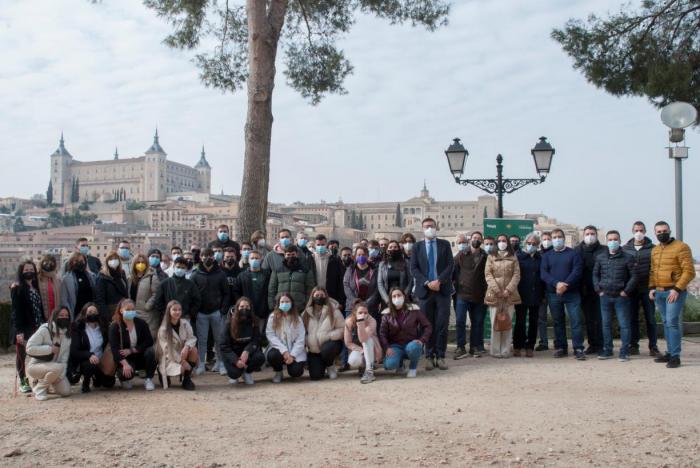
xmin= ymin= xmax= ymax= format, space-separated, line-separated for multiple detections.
xmin=484 ymin=244 xmax=494 ymax=254
xmin=341 ymin=256 xmax=352 ymax=266
xmin=607 ymin=240 xmax=620 ymax=251
xmin=172 ymin=254 xmax=182 ymax=262
xmin=257 ymin=239 xmax=266 ymax=248
xmin=633 ymin=232 xmax=645 ymax=242
xmin=250 ymin=259 xmax=261 ymax=270
xmin=316 ymin=245 xmax=327 ymax=255
xmin=541 ymin=240 xmax=552 ymax=249
xmin=214 ymin=252 xmax=223 ymax=262
xmin=390 ymin=250 xmax=402 ymax=259
xmin=368 ymin=249 xmax=379 ymax=258
xmin=118 ymin=248 xmax=130 ymax=260
xmin=458 ymin=243 xmax=467 ymax=252
xmin=149 ymin=256 xmax=161 ymax=267
xmin=471 ymin=240 xmax=482 ymax=249
xmin=330 ymin=247 xmax=338 ymax=256
xmin=497 ymin=242 xmax=508 ymax=251
xmin=403 ymin=242 xmax=414 ymax=252
xmin=135 ymin=262 xmax=147 ymax=273
xmin=284 ymin=257 xmax=298 ymax=267
xmin=242 ymin=250 xmax=251 ymax=259
xmin=391 ymin=297 xmax=404 ymax=308
xmin=584 ymin=234 xmax=597 ymax=245
xmin=203 ymin=258 xmax=215 ymax=268
xmin=225 ymin=258 xmax=236 ymax=267
xmin=656 ymin=232 xmax=670 ymax=244
xmin=108 ymin=259 xmax=121 ymax=269
xmin=280 ymin=238 xmax=291 ymax=248
xmin=217 ymin=232 xmax=229 ymax=242
xmin=279 ymin=302 xmax=292 ymax=313
xmin=356 ymin=255 xmax=368 ymax=265
xmin=56 ymin=318 xmax=70 ymax=330
xmin=122 ymin=310 xmax=137 ymax=321
xmin=86 ymin=314 xmax=100 ymax=323
xmin=510 ymin=241 xmax=520 ymax=250
xmin=74 ymin=262 xmax=86 ymax=272
xmin=313 ymin=297 xmax=327 ymax=306
xmin=238 ymin=308 xmax=251 ymax=321
xmin=297 ymin=239 xmax=308 ymax=248
xmin=41 ymin=263 xmax=56 ymax=273
xmin=185 ymin=259 xmax=194 ymax=270
xmin=22 ymin=272 xmax=36 ymax=281
xmin=191 ymin=248 xmax=201 ymax=257
xmin=525 ymin=244 xmax=537 ymax=254
xmin=79 ymin=246 xmax=89 ymax=255
xmin=173 ymin=267 xmax=186 ymax=278
xmin=424 ymin=227 xmax=436 ymax=239
xmin=552 ymin=238 xmax=565 ymax=249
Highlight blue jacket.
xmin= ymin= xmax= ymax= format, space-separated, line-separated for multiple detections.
xmin=516 ymin=250 xmax=545 ymax=306
xmin=540 ymin=247 xmax=583 ymax=293
xmin=410 ymin=238 xmax=454 ymax=299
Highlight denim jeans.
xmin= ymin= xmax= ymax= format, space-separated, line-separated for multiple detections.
xmin=537 ymin=300 xmax=549 ymax=346
xmin=548 ymin=291 xmax=584 ymax=352
xmin=600 ymin=295 xmax=631 ymax=357
xmin=628 ymin=290 xmax=658 ymax=349
xmin=455 ymin=298 xmax=485 ymax=349
xmin=383 ymin=341 xmax=423 ymax=371
xmin=196 ymin=311 xmax=223 ymax=365
xmin=655 ymin=290 xmax=687 ymax=357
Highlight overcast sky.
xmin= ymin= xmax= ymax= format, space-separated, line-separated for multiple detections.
xmin=1 ymin=0 xmax=697 ymax=251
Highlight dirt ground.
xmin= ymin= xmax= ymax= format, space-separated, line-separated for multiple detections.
xmin=1 ymin=339 xmax=699 ymax=468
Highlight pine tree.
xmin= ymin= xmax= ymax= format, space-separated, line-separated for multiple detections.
xmin=75 ymin=178 xmax=80 ymax=202
xmin=46 ymin=180 xmax=53 ymax=205
xmin=395 ymin=203 xmax=402 ymax=227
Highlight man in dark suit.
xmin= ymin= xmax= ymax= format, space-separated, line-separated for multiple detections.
xmin=410 ymin=217 xmax=455 ymax=371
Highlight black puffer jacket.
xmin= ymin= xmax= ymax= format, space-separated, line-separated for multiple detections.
xmin=592 ymin=249 xmax=638 ymax=296
xmin=94 ymin=271 xmax=128 ymax=322
xmin=191 ymin=264 xmax=230 ymax=314
xmin=575 ymin=241 xmax=607 ymax=296
xmin=621 ymin=237 xmax=654 ymax=292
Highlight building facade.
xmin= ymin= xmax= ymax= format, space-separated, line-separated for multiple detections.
xmin=49 ymin=131 xmax=211 ymax=205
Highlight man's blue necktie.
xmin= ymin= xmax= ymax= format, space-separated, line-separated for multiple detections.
xmin=427 ymin=240 xmax=436 ymax=281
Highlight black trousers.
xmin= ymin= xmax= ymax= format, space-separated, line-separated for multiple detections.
xmin=581 ymin=293 xmax=603 ymax=350
xmin=16 ymin=343 xmax=27 ymax=381
xmin=266 ymin=348 xmax=305 ymax=378
xmin=307 ymin=340 xmax=343 ymax=381
xmin=223 ymin=349 xmax=265 ymax=379
xmin=513 ymin=305 xmax=539 ymax=350
xmin=116 ymin=347 xmax=157 ymax=381
xmin=73 ymin=360 xmax=116 ymax=388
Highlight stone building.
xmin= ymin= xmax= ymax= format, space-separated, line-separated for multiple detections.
xmin=49 ymin=130 xmax=211 ymax=205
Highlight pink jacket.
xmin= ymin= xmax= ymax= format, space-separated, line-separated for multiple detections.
xmin=344 ymin=315 xmax=383 ymax=363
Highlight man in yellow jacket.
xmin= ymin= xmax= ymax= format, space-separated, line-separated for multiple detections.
xmin=648 ymin=221 xmax=696 ymax=368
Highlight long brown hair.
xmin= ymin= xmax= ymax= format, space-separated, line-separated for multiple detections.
xmin=73 ymin=302 xmax=104 ymax=333
xmin=346 ymin=299 xmax=368 ymax=330
xmin=112 ymin=298 xmax=135 ymax=325
xmin=161 ymin=300 xmax=183 ymax=345
xmin=228 ymin=297 xmax=258 ymax=339
xmin=48 ymin=306 xmax=71 ymax=342
xmin=303 ymin=286 xmax=332 ymax=328
xmin=271 ymin=292 xmax=299 ymax=334
xmin=66 ymin=252 xmax=87 ymax=272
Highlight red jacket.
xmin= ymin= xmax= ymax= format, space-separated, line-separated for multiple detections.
xmin=379 ymin=304 xmax=432 ymax=348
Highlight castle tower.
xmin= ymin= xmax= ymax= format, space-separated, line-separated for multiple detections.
xmin=50 ymin=132 xmax=73 ymax=205
xmin=195 ymin=145 xmax=212 ymax=194
xmin=420 ymin=180 xmax=430 ymax=199
xmin=144 ymin=128 xmax=167 ymax=201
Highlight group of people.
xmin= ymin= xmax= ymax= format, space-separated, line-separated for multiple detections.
xmin=10 ymin=218 xmax=695 ymax=401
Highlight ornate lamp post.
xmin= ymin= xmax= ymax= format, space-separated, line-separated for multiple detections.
xmin=444 ymin=137 xmax=556 ymax=218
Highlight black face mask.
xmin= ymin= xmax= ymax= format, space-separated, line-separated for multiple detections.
xmin=238 ymin=308 xmax=251 ymax=321
xmin=389 ymin=250 xmax=402 ymax=259
xmin=471 ymin=240 xmax=482 ymax=249
xmin=511 ymin=241 xmax=520 ymax=249
xmin=56 ymin=318 xmax=70 ymax=329
xmin=86 ymin=315 xmax=100 ymax=323
xmin=284 ymin=257 xmax=298 ymax=268
xmin=191 ymin=249 xmax=201 ymax=257
xmin=22 ymin=272 xmax=36 ymax=281
xmin=313 ymin=297 xmax=327 ymax=306
xmin=330 ymin=247 xmax=339 ymax=256
xmin=41 ymin=263 xmax=56 ymax=273
xmin=203 ymin=258 xmax=214 ymax=268
xmin=74 ymin=262 xmax=86 ymax=272
xmin=657 ymin=232 xmax=671 ymax=244
xmin=185 ymin=259 xmax=194 ymax=270
xmin=341 ymin=257 xmax=352 ymax=267
xmin=225 ymin=258 xmax=237 ymax=267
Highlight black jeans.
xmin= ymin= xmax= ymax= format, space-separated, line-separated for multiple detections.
xmin=223 ymin=349 xmax=265 ymax=380
xmin=628 ymin=289 xmax=658 ymax=349
xmin=16 ymin=342 xmax=27 ymax=381
xmin=581 ymin=293 xmax=603 ymax=350
xmin=513 ymin=304 xmax=539 ymax=350
xmin=307 ymin=340 xmax=343 ymax=381
xmin=419 ymin=293 xmax=451 ymax=359
xmin=73 ymin=360 xmax=116 ymax=388
xmin=266 ymin=348 xmax=305 ymax=378
xmin=116 ymin=347 xmax=157 ymax=381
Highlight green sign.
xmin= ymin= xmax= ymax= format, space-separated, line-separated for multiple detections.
xmin=483 ymin=218 xmax=535 ymax=240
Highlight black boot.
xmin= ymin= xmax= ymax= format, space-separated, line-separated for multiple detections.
xmin=182 ymin=370 xmax=195 ymax=391
xmin=666 ymin=356 xmax=681 ymax=368
xmin=81 ymin=377 xmax=91 ymax=394
xmin=654 ymin=352 xmax=671 ymax=363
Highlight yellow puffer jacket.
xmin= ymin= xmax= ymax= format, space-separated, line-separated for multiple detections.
xmin=648 ymin=239 xmax=695 ymax=290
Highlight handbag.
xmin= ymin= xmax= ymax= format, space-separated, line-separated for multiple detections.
xmin=493 ymin=302 xmax=512 ymax=332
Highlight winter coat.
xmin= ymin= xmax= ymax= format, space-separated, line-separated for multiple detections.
xmin=262 ymin=244 xmax=312 ymax=274
xmin=453 ymin=248 xmax=488 ymax=303
xmin=220 ymin=318 xmax=261 ymax=359
xmin=190 ymin=264 xmax=230 ymax=314
xmin=648 ymin=239 xmax=696 ymax=291
xmin=26 ymin=323 xmax=71 ymax=375
xmin=516 ymin=251 xmax=545 ymax=306
xmin=344 ymin=314 xmax=383 ymax=363
xmin=11 ymin=284 xmax=44 ymax=339
xmin=377 ymin=259 xmax=413 ymax=304
xmin=540 ymin=248 xmax=583 ymax=293
xmin=69 ymin=321 xmax=108 ymax=372
xmin=575 ymin=241 xmax=607 ymax=296
xmin=379 ymin=304 xmax=432 ymax=349
xmin=234 ymin=269 xmax=270 ymax=320
xmin=150 ymin=275 xmax=201 ymax=320
xmin=60 ymin=271 xmax=96 ymax=319
xmin=94 ymin=271 xmax=128 ymax=322
xmin=302 ymin=302 xmax=345 ymax=354
xmin=484 ymin=252 xmax=522 ymax=306
xmin=343 ymin=265 xmax=380 ymax=313
xmin=622 ymin=237 xmax=654 ymax=293
xmin=313 ymin=252 xmax=346 ymax=306
xmin=268 ymin=263 xmax=315 ymax=311
xmin=129 ymin=270 xmax=161 ymax=337
xmin=156 ymin=319 xmax=197 ymax=386
xmin=592 ymin=249 xmax=637 ymax=296
xmin=265 ymin=313 xmax=307 ymax=362
xmin=37 ymin=270 xmax=61 ymax=320
xmin=108 ymin=317 xmax=154 ymax=366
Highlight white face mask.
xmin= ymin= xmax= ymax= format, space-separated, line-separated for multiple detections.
xmin=633 ymin=232 xmax=645 ymax=242
xmin=584 ymin=234 xmax=597 ymax=245
xmin=497 ymin=241 xmax=508 ymax=251
xmin=391 ymin=297 xmax=404 ymax=308
xmin=108 ymin=259 xmax=121 ymax=269
xmin=403 ymin=242 xmax=414 ymax=252
xmin=424 ymin=227 xmax=436 ymax=239
xmin=541 ymin=240 xmax=552 ymax=249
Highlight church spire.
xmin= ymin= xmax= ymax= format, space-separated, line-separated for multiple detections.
xmin=145 ymin=127 xmax=166 ymax=154
xmin=52 ymin=132 xmax=72 ymax=157
xmin=195 ymin=145 xmax=211 ymax=168
xmin=114 ymin=147 xmax=119 ymax=160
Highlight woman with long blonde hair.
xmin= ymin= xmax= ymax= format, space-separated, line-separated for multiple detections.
xmin=156 ymin=300 xmax=197 ymax=390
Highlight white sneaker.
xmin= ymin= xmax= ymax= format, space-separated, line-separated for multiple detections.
xmin=228 ymin=378 xmax=238 ymax=385
xmin=218 ymin=362 xmax=227 ymax=376
xmin=194 ymin=363 xmax=205 ymax=376
xmin=243 ymin=373 xmax=255 ymax=385
xmin=35 ymin=391 xmax=48 ymax=401
xmin=121 ymin=380 xmax=133 ymax=390
xmin=406 ymin=369 xmax=417 ymax=378
xmin=144 ymin=378 xmax=155 ymax=391
xmin=327 ymin=365 xmax=338 ymax=380
xmin=272 ymin=371 xmax=283 ymax=383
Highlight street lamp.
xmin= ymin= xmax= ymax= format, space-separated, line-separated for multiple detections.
xmin=660 ymin=101 xmax=697 ymax=241
xmin=443 ymin=137 xmax=555 ymax=218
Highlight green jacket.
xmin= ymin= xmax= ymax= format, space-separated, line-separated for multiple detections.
xmin=268 ymin=265 xmax=315 ymax=311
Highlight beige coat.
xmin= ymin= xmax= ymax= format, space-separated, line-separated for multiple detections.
xmin=25 ymin=323 xmax=71 ymax=377
xmin=302 ymin=302 xmax=345 ymax=354
xmin=129 ymin=270 xmax=161 ymax=337
xmin=484 ymin=252 xmax=522 ymax=306
xmin=156 ymin=319 xmax=197 ymax=387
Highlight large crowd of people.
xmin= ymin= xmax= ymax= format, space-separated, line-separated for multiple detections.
xmin=9 ymin=219 xmax=695 ymax=400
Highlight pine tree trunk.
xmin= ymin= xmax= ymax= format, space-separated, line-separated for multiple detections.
xmin=238 ymin=0 xmax=287 ymax=243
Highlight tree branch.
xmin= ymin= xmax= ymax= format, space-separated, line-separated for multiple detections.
xmin=295 ymin=0 xmax=314 ymax=47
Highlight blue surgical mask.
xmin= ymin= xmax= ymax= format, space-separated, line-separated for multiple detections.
xmin=118 ymin=248 xmax=131 ymax=260
xmin=123 ymin=310 xmax=137 ymax=320
xmin=369 ymin=248 xmax=379 ymax=258
xmin=148 ymin=256 xmax=160 ymax=267
xmin=79 ymin=246 xmax=89 ymax=255
xmin=525 ymin=244 xmax=537 ymax=254
xmin=552 ymin=238 xmax=565 ymax=249
xmin=484 ymin=244 xmax=494 ymax=254
xmin=280 ymin=238 xmax=291 ymax=248
xmin=297 ymin=239 xmax=308 ymax=248
xmin=242 ymin=250 xmax=250 ymax=259
xmin=173 ymin=268 xmax=186 ymax=278
xmin=250 ymin=259 xmax=261 ymax=270
xmin=279 ymin=302 xmax=292 ymax=313
xmin=607 ymin=240 xmax=620 ymax=251
xmin=458 ymin=243 xmax=467 ymax=252
xmin=316 ymin=245 xmax=327 ymax=255
xmin=214 ymin=251 xmax=223 ymax=262
xmin=217 ymin=232 xmax=229 ymax=242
